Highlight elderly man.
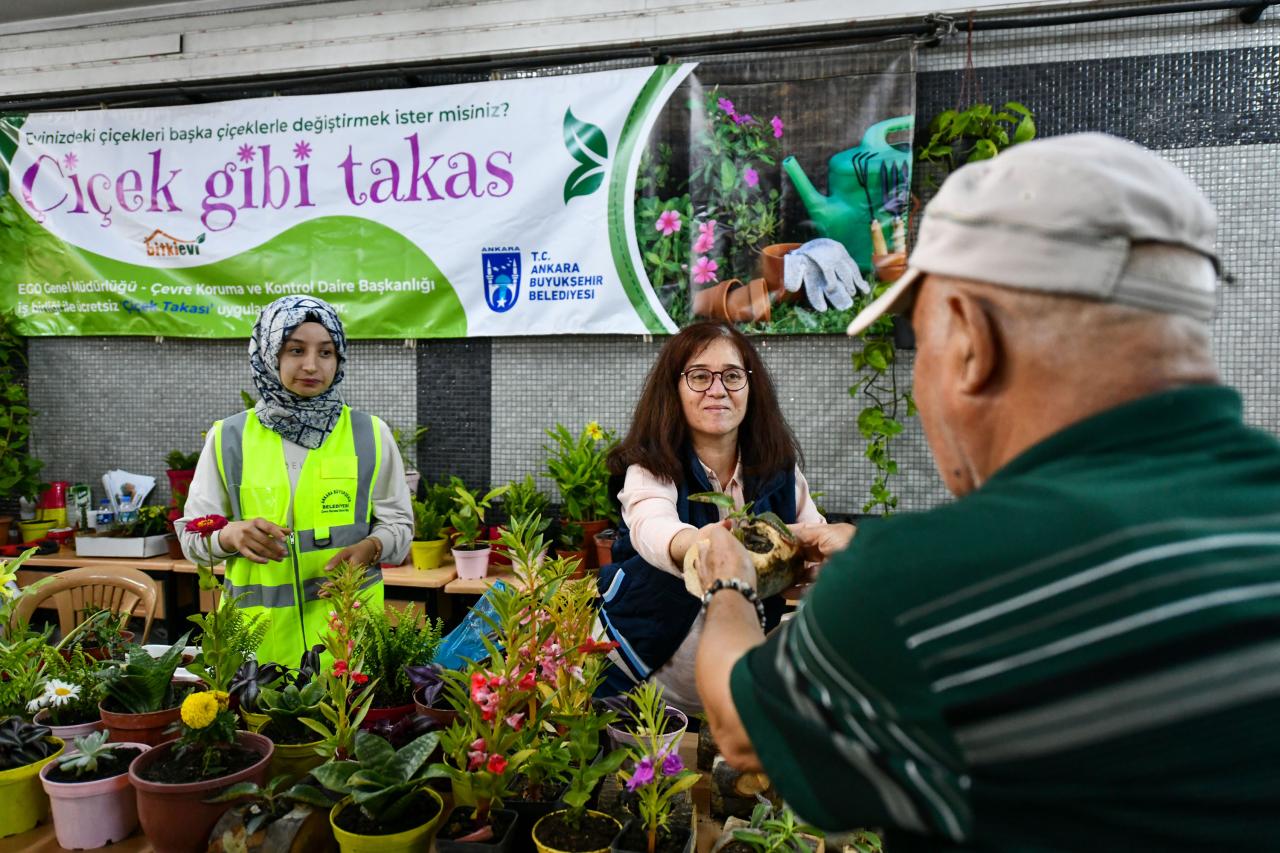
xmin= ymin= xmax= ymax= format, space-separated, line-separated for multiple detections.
xmin=694 ymin=133 xmax=1280 ymax=850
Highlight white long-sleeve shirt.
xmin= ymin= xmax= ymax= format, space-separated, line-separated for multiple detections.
xmin=177 ymin=416 xmax=413 ymax=567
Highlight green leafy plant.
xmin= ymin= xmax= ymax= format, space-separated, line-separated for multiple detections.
xmin=917 ymin=101 xmax=1036 ymax=180
xmin=617 ymin=681 xmax=701 ymax=853
xmin=449 ymin=484 xmax=508 ymax=550
xmin=228 ymin=658 xmax=289 ymax=714
xmin=411 ymin=496 xmax=446 ymax=542
xmin=390 ymin=423 xmax=429 ymax=467
xmin=62 ymin=606 xmax=130 ymax=655
xmin=257 ymin=680 xmax=328 ymax=742
xmin=56 ymin=730 xmax=126 ymax=778
xmin=187 ymin=591 xmax=268 ymax=693
xmin=111 ymin=504 xmax=170 ymax=538
xmin=164 ymin=449 xmax=201 ymax=471
xmin=849 ymin=290 xmax=916 ymax=515
xmin=305 ymin=560 xmax=379 ymax=761
xmin=502 ymin=475 xmax=552 ymax=535
xmin=559 ymin=692 xmax=627 ymax=829
xmin=0 ymin=310 xmax=44 ymax=504
xmin=207 ymin=773 xmax=334 ymax=836
xmin=359 ymin=604 xmax=444 ymax=706
xmin=556 ymin=520 xmax=584 ymax=554
xmin=0 ymin=634 xmax=51 ymax=718
xmin=28 ymin=650 xmax=103 ymax=726
xmin=0 ymin=715 xmax=56 ymax=770
xmin=544 ymin=422 xmax=616 ymax=523
xmin=98 ymin=633 xmax=192 ymax=714
xmin=314 ymin=729 xmax=445 ymax=826
xmin=732 ymin=799 xmax=828 ymax=853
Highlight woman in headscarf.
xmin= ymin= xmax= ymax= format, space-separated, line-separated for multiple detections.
xmin=178 ymin=296 xmax=413 ymax=666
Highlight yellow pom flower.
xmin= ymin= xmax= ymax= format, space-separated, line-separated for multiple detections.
xmin=212 ymin=690 xmax=231 ymax=709
xmin=180 ymin=691 xmax=220 ymax=729
xmin=585 ymin=422 xmax=604 ymax=441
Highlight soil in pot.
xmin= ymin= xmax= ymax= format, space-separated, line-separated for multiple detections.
xmin=613 ymin=823 xmax=692 ymax=853
xmin=439 ymin=806 xmax=518 ymax=843
xmin=535 ymin=811 xmax=619 ymax=852
xmin=718 ymin=843 xmax=755 ymax=853
xmin=332 ymin=789 xmax=441 ymax=836
xmin=260 ymin=720 xmax=318 ymax=746
xmin=135 ymin=744 xmax=262 ymax=784
xmin=43 ymin=747 xmax=142 ymax=783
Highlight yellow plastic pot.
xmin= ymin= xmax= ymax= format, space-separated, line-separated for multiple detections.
xmin=532 ymin=809 xmax=621 ymax=853
xmin=411 ymin=539 xmax=447 ymax=571
xmin=269 ymin=738 xmax=325 ymax=786
xmin=0 ymin=736 xmax=64 ymax=839
xmin=329 ymin=786 xmax=444 ymax=853
xmin=241 ymin=710 xmax=269 ymax=732
xmin=17 ymin=519 xmax=56 ymax=542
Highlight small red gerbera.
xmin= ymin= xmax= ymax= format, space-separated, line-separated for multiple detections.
xmin=186 ymin=514 xmax=228 ymax=537
xmin=351 ymin=672 xmax=369 ymax=686
xmin=486 ymin=754 xmax=508 ymax=774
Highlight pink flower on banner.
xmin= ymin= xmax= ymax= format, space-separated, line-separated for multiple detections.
xmin=693 ymin=220 xmax=716 ymax=255
xmin=743 ymin=167 xmax=759 ymax=188
xmin=692 ymin=256 xmax=719 ymax=285
xmin=771 ymin=116 xmax=785 ymax=138
xmin=655 ymin=210 xmax=682 ymax=236
xmin=717 ymin=97 xmax=735 ymax=116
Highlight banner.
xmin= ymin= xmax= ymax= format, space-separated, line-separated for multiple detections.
xmin=0 ymin=45 xmax=914 ymax=338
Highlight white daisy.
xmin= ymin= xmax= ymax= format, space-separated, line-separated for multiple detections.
xmin=26 ymin=696 xmax=45 ymax=714
xmin=42 ymin=679 xmax=80 ymax=707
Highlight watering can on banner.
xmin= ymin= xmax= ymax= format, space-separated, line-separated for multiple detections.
xmin=782 ymin=116 xmax=914 ymax=275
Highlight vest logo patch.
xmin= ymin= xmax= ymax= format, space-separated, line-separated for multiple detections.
xmin=321 ymin=488 xmax=353 ymax=515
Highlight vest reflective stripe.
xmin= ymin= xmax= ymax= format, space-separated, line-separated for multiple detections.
xmin=212 ymin=406 xmax=384 ymax=666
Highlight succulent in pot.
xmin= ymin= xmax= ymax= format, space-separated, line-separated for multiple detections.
xmin=681 ymin=493 xmax=802 ymax=599
xmin=229 ymin=657 xmax=289 ymax=721
xmin=0 ymin=715 xmax=65 ymax=839
xmin=96 ymin=633 xmax=195 ymax=747
xmin=39 ymin=730 xmax=149 ymax=850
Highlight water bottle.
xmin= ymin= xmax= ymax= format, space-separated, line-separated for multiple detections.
xmin=94 ymin=499 xmax=115 ymax=532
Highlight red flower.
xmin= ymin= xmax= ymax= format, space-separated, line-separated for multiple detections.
xmin=351 ymin=672 xmax=369 ymax=685
xmin=578 ymin=638 xmax=619 ymax=655
xmin=186 ymin=514 xmax=228 ymax=537
xmin=518 ymin=671 xmax=536 ymax=691
xmin=332 ymin=660 xmax=349 ymax=678
xmin=487 ymin=754 xmax=508 ymax=774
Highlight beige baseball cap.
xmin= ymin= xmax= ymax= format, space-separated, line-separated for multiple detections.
xmin=847 ymin=133 xmax=1220 ymax=337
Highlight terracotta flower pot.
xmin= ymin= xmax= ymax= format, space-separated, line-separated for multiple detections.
xmin=40 ymin=741 xmax=150 ymax=850
xmin=872 ymin=251 xmax=908 ymax=284
xmin=760 ymin=242 xmax=804 ymax=304
xmin=99 ymin=697 xmax=182 ymax=747
xmin=411 ymin=538 xmax=448 ymax=570
xmin=0 ymin=737 xmax=64 ymax=839
xmin=329 ymin=786 xmax=444 ymax=853
xmin=414 ymin=686 xmax=458 ymax=728
xmin=129 ymin=730 xmax=273 ymax=853
xmin=33 ymin=708 xmax=106 ymax=744
xmin=593 ymin=529 xmax=617 ymax=570
xmin=691 ymin=278 xmax=771 ymax=324
xmin=452 ymin=546 xmax=492 ymax=580
xmin=566 ymin=519 xmax=609 ymax=571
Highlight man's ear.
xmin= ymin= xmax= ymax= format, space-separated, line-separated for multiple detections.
xmin=945 ymin=290 xmax=1000 ymax=395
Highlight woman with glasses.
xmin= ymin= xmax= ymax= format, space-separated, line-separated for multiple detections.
xmin=595 ymin=321 xmax=825 ymax=710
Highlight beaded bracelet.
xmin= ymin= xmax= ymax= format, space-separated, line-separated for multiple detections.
xmin=364 ymin=535 xmax=383 ymax=566
xmin=700 ymin=578 xmax=767 ymax=630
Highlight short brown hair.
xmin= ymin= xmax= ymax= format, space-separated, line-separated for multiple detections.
xmin=608 ymin=322 xmax=801 ymax=489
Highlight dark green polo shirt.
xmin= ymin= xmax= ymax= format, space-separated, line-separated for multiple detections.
xmin=731 ymin=386 xmax=1280 ymax=851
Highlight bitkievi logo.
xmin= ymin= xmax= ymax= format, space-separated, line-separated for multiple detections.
xmin=482 ymin=247 xmax=521 ymax=313
xmin=143 ymin=228 xmax=205 ymax=257
xmin=320 ymin=489 xmax=353 ymax=515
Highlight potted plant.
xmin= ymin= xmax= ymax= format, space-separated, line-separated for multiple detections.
xmin=230 ymin=656 xmax=291 ymax=731
xmin=411 ymin=495 xmax=449 ymax=570
xmin=495 ymin=474 xmax=552 ymax=566
xmin=681 ymin=493 xmax=803 ymax=601
xmin=0 ymin=310 xmax=44 ymax=543
xmin=207 ymin=773 xmax=338 ymax=853
xmin=186 ymin=585 xmax=269 ymax=695
xmin=556 ymin=521 xmax=588 ymax=577
xmin=256 ymin=679 xmax=329 ymax=786
xmin=359 ymin=603 xmax=444 ymax=730
xmin=129 ymin=689 xmax=274 ymax=852
xmin=0 ymin=716 xmax=64 ymax=838
xmin=594 ymin=528 xmax=618 ymax=570
xmin=544 ymin=422 xmax=618 ymax=570
xmin=917 ymin=101 xmax=1036 ymax=179
xmin=314 ymin=729 xmax=447 ymax=853
xmin=713 ymin=799 xmax=839 ymax=853
xmin=29 ymin=650 xmax=106 ymax=741
xmin=61 ymin=606 xmax=134 ymax=661
xmin=39 ymin=730 xmax=150 ymax=850
xmin=97 ymin=634 xmax=195 ymax=746
xmin=450 ymin=483 xmax=509 ymax=580
xmin=390 ymin=423 xmax=429 ymax=496
xmin=600 ymin=689 xmax=688 ymax=758
xmin=164 ymin=448 xmax=201 ymax=511
xmin=612 ymin=683 xmax=700 ymax=853
xmin=409 ymin=663 xmax=457 ymax=728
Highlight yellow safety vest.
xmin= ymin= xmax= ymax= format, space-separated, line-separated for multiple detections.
xmin=212 ymin=406 xmax=384 ymax=667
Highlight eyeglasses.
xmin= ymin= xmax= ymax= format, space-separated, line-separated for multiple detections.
xmin=681 ymin=367 xmax=751 ymax=392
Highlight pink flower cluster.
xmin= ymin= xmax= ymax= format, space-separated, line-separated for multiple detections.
xmin=466 ymin=737 xmax=510 ymax=774
xmin=692 ymin=220 xmax=719 ymax=285
xmin=470 ymin=671 xmax=507 ymax=722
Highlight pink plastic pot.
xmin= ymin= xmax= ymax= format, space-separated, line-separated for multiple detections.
xmin=452 ymin=546 xmax=492 ymax=580
xmin=40 ymin=742 xmax=150 ymax=850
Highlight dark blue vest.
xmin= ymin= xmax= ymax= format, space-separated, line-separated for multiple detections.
xmin=596 ymin=448 xmax=796 ymax=682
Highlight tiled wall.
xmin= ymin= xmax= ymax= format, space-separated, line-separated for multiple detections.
xmin=21 ymin=6 xmax=1280 ymax=518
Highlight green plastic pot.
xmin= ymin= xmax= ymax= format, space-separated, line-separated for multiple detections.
xmin=269 ymin=738 xmax=325 ymax=786
xmin=329 ymin=786 xmax=444 ymax=853
xmin=0 ymin=736 xmax=65 ymax=838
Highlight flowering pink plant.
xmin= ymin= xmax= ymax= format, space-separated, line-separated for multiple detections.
xmin=617 ymin=682 xmax=700 ymax=853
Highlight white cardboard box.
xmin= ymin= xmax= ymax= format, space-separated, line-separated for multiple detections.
xmin=74 ymin=533 xmax=170 ymax=558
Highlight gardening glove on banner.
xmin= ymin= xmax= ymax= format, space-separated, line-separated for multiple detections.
xmin=783 ymin=238 xmax=868 ymax=311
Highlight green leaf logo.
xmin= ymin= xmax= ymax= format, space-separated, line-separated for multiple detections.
xmin=563 ymin=108 xmax=608 ymax=204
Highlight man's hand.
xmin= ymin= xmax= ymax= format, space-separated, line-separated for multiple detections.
xmin=325 ymin=537 xmax=381 ymax=572
xmin=790 ymin=522 xmax=855 ymax=563
xmin=696 ymin=524 xmax=757 ymax=590
xmin=219 ymin=518 xmax=290 ymax=564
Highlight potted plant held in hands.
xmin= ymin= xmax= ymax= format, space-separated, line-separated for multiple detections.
xmin=544 ymin=422 xmax=618 ymax=571
xmin=39 ymin=730 xmax=150 ymax=850
xmin=128 ymin=688 xmax=274 ymax=852
xmin=313 ymin=729 xmax=447 ymax=853
xmin=681 ymin=494 xmax=803 ymax=601
xmin=0 ymin=716 xmax=64 ymax=839
xmin=450 ymin=483 xmax=509 ymax=580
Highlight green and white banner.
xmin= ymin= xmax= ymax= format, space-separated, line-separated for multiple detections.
xmin=0 ymin=47 xmax=914 ymax=338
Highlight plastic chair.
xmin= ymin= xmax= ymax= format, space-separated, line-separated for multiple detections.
xmin=12 ymin=565 xmax=159 ymax=644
